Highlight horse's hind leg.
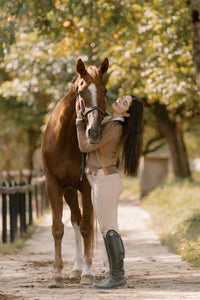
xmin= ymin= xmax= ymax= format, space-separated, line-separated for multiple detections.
xmin=46 ymin=177 xmax=64 ymax=288
xmin=80 ymin=180 xmax=94 ymax=285
xmin=63 ymin=188 xmax=82 ymax=281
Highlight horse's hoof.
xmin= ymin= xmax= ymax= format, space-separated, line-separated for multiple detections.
xmin=104 ymin=269 xmax=109 ymax=277
xmin=80 ymin=274 xmax=94 ymax=285
xmin=70 ymin=269 xmax=81 ymax=280
xmin=48 ymin=277 xmax=64 ymax=288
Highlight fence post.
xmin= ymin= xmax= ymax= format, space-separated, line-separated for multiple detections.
xmin=2 ymin=182 xmax=7 ymax=243
xmin=28 ymin=189 xmax=32 ymax=226
xmin=34 ymin=185 xmax=39 ymax=218
xmin=14 ymin=182 xmax=19 ymax=238
xmin=1 ymin=172 xmax=46 ymax=243
xmin=19 ymin=182 xmax=27 ymax=235
xmin=41 ymin=184 xmax=44 ymax=216
xmin=28 ymin=174 xmax=33 ymax=226
xmin=9 ymin=182 xmax=15 ymax=243
xmin=44 ymin=183 xmax=49 ymax=210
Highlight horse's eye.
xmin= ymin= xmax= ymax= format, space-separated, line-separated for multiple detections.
xmin=104 ymin=88 xmax=107 ymax=96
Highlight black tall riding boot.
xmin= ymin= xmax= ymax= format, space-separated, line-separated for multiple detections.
xmin=93 ymin=229 xmax=127 ymax=289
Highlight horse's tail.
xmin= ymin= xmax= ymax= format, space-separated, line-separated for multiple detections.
xmin=89 ymin=197 xmax=96 ymax=258
xmin=93 ymin=211 xmax=98 ymax=254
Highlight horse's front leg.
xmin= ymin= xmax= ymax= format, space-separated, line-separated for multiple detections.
xmin=80 ymin=182 xmax=95 ymax=285
xmin=63 ymin=188 xmax=83 ymax=281
xmin=46 ymin=179 xmax=64 ymax=288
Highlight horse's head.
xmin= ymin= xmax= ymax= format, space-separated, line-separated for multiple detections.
xmin=75 ymin=58 xmax=109 ymax=144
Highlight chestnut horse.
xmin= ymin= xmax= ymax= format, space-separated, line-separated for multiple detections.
xmin=42 ymin=58 xmax=109 ymax=287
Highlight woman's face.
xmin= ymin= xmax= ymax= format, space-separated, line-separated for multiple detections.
xmin=112 ymin=95 xmax=132 ymax=116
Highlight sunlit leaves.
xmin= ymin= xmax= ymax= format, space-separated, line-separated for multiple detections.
xmin=0 ymin=0 xmax=199 ymax=168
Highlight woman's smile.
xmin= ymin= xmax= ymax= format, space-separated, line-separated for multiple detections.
xmin=112 ymin=95 xmax=132 ymax=116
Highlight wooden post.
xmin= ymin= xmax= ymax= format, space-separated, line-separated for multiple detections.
xmin=19 ymin=182 xmax=27 ymax=235
xmin=28 ymin=175 xmax=32 ymax=225
xmin=9 ymin=182 xmax=15 ymax=243
xmin=2 ymin=182 xmax=7 ymax=243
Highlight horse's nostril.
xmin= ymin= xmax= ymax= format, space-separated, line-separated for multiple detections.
xmin=88 ymin=127 xmax=102 ymax=140
xmin=88 ymin=128 xmax=95 ymax=138
xmin=88 ymin=128 xmax=92 ymax=137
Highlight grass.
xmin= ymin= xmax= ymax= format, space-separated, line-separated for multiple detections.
xmin=0 ymin=224 xmax=36 ymax=255
xmin=0 ymin=208 xmax=51 ymax=255
xmin=0 ymin=238 xmax=24 ymax=255
xmin=121 ymin=175 xmax=140 ymax=199
xmin=142 ymin=172 xmax=200 ymax=267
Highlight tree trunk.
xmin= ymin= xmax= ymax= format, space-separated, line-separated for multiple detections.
xmin=191 ymin=0 xmax=200 ymax=103
xmin=166 ymin=121 xmax=191 ymax=178
xmin=153 ymin=102 xmax=191 ymax=178
xmin=24 ymin=129 xmax=41 ymax=169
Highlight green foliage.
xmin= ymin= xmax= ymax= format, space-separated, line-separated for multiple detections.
xmin=0 ymin=0 xmax=199 ymax=169
xmin=0 ymin=0 xmax=27 ymax=56
xmin=0 ymin=238 xmax=24 ymax=255
xmin=179 ymin=239 xmax=200 ymax=268
xmin=143 ymin=173 xmax=200 ymax=267
xmin=0 ymin=25 xmax=78 ymax=168
xmin=121 ymin=175 xmax=140 ymax=198
xmin=0 ymin=224 xmax=36 ymax=254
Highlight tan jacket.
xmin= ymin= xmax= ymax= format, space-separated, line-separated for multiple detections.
xmin=76 ymin=116 xmax=124 ymax=175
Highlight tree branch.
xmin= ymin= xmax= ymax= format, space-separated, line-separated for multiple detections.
xmin=143 ymin=135 xmax=166 ymax=156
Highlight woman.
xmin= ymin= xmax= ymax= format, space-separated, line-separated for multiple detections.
xmin=76 ymin=95 xmax=143 ymax=289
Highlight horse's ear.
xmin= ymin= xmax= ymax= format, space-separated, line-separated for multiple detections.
xmin=99 ymin=58 xmax=109 ymax=74
xmin=77 ymin=59 xmax=87 ymax=77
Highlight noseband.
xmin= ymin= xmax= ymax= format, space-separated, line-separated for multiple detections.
xmin=81 ymin=106 xmax=105 ymax=119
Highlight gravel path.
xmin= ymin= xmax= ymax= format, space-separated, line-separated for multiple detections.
xmin=0 ymin=197 xmax=200 ymax=300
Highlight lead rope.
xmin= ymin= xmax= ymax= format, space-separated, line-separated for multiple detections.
xmin=80 ymin=153 xmax=87 ymax=181
xmin=76 ymin=87 xmax=87 ymax=181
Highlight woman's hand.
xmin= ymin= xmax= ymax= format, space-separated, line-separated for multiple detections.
xmin=76 ymin=99 xmax=82 ymax=119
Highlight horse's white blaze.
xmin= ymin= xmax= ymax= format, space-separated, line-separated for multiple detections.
xmin=72 ymin=223 xmax=83 ymax=271
xmin=88 ymin=83 xmax=97 ymax=106
xmin=88 ymin=83 xmax=98 ymax=125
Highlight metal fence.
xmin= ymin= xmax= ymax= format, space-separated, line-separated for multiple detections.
xmin=0 ymin=169 xmax=49 ymax=243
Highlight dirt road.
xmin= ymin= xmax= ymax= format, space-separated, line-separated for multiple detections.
xmin=1 ymin=197 xmax=200 ymax=300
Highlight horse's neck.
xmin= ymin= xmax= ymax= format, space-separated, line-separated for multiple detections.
xmin=61 ymin=88 xmax=76 ymax=124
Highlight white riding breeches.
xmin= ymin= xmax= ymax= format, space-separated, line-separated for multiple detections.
xmin=86 ymin=169 xmax=123 ymax=236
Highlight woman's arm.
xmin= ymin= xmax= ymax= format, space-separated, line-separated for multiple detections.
xmin=75 ymin=99 xmax=122 ymax=152
xmin=76 ymin=120 xmax=122 ymax=153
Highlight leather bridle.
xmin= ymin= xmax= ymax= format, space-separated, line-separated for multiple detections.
xmin=75 ymin=87 xmax=105 ymax=181
xmin=81 ymin=106 xmax=105 ymax=119
xmin=76 ymin=87 xmax=105 ymax=121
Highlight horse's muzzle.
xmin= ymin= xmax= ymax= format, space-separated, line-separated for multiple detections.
xmin=87 ymin=126 xmax=102 ymax=144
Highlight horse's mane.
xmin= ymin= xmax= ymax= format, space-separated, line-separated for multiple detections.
xmin=72 ymin=74 xmax=78 ymax=84
xmin=71 ymin=65 xmax=100 ymax=85
xmin=87 ymin=66 xmax=99 ymax=79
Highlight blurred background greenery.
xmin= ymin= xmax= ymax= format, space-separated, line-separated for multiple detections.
xmin=0 ymin=0 xmax=200 ymax=264
xmin=0 ymin=0 xmax=199 ymax=178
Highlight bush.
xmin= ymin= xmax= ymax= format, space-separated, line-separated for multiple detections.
xmin=142 ymin=172 xmax=200 ymax=267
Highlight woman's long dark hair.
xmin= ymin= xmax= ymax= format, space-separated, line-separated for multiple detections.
xmin=121 ymin=95 xmax=143 ymax=176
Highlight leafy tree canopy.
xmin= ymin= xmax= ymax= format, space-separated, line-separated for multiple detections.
xmin=0 ymin=0 xmax=199 ymax=169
